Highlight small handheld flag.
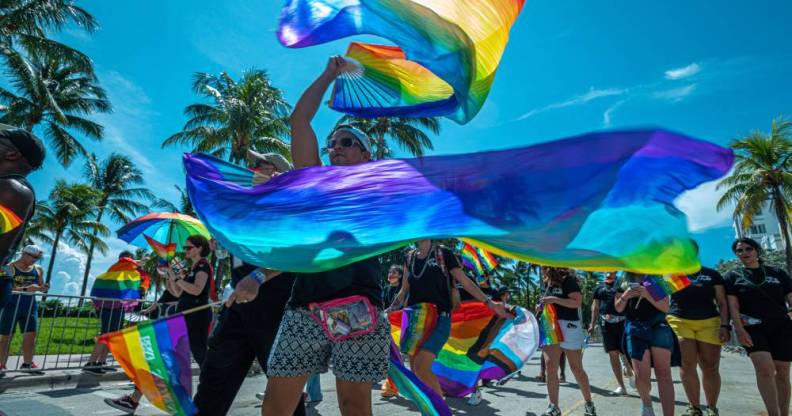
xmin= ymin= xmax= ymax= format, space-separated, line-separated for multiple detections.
xmin=538 ymin=303 xmax=564 ymax=347
xmin=642 ymin=274 xmax=692 ymax=301
xmin=0 ymin=205 xmax=22 ymax=234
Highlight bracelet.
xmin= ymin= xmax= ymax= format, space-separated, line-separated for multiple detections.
xmin=250 ymin=270 xmax=266 ymax=284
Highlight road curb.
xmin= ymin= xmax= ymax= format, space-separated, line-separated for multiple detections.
xmin=0 ymin=365 xmax=202 ymax=392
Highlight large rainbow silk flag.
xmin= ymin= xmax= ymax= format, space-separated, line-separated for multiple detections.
xmin=99 ymin=314 xmax=196 ymax=416
xmin=184 ymin=129 xmax=733 ymax=274
xmin=642 ymin=274 xmax=692 ymax=301
xmin=0 ymin=205 xmax=22 ymax=234
xmin=387 ymin=341 xmax=451 ymax=416
xmin=90 ymin=258 xmax=143 ymax=304
xmin=277 ymin=0 xmax=524 ymax=124
xmin=391 ymin=302 xmax=539 ymax=397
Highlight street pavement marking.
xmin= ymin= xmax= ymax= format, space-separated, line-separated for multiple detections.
xmin=563 ymin=379 xmax=618 ymax=416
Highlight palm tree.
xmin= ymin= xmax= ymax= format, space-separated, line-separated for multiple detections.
xmin=0 ymin=48 xmax=111 ymax=166
xmin=36 ymin=181 xmax=109 ymax=285
xmin=163 ymin=70 xmax=291 ymax=164
xmin=717 ymin=117 xmax=792 ymax=273
xmin=153 ymin=185 xmax=196 ymax=217
xmin=0 ymin=0 xmax=98 ymax=68
xmin=333 ymin=116 xmax=440 ymax=160
xmin=79 ymin=154 xmax=155 ymax=297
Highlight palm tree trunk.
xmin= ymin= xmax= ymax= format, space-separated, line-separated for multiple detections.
xmin=45 ymin=230 xmax=63 ymax=286
xmin=772 ymin=189 xmax=792 ymax=274
xmin=79 ymin=205 xmax=106 ymax=298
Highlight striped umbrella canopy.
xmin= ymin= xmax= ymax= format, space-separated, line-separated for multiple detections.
xmin=117 ymin=212 xmax=211 ymax=252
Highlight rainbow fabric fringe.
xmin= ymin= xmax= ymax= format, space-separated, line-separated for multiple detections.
xmin=99 ymin=314 xmax=196 ymax=416
xmin=642 ymin=274 xmax=692 ymax=301
xmin=538 ymin=304 xmax=564 ymax=347
xmin=399 ymin=303 xmax=439 ymax=356
xmin=459 ymin=242 xmax=498 ymax=276
xmin=144 ymin=234 xmax=176 ymax=260
xmin=184 ymin=129 xmax=733 ymax=274
xmin=391 ymin=302 xmax=539 ymax=397
xmin=277 ymin=0 xmax=525 ymax=124
xmin=0 ymin=205 xmax=22 ymax=234
xmin=90 ymin=258 xmax=143 ymax=301
xmin=387 ymin=341 xmax=451 ymax=416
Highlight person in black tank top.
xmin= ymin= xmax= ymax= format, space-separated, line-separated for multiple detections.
xmin=0 ymin=129 xmax=45 ymax=310
xmin=0 ymin=245 xmax=46 ymax=375
xmin=163 ymin=235 xmax=213 ymax=369
xmin=388 ymin=239 xmax=511 ymax=397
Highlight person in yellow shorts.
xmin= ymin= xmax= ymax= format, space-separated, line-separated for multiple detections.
xmin=667 ymin=241 xmax=730 ymax=416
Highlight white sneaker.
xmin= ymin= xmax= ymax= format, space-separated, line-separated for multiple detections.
xmin=610 ymin=386 xmax=627 ymax=396
xmin=255 ymin=392 xmax=265 ymax=401
xmin=641 ymin=404 xmax=656 ymax=416
xmin=467 ymin=389 xmax=482 ymax=406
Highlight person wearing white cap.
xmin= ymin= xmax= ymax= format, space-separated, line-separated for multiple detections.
xmin=0 ymin=245 xmax=47 ymax=377
xmin=247 ymin=150 xmax=293 ymax=185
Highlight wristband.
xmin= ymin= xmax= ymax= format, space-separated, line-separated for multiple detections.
xmin=250 ymin=270 xmax=266 ymax=284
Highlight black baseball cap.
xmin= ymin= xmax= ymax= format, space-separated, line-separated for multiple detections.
xmin=0 ymin=128 xmax=45 ymax=169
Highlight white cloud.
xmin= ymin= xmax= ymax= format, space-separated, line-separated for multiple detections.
xmin=652 ymin=84 xmax=697 ymax=102
xmin=675 ymin=175 xmax=734 ymax=232
xmin=602 ymin=99 xmax=628 ymax=127
xmin=664 ymin=63 xmax=701 ymax=80
xmin=516 ymin=87 xmax=627 ymax=121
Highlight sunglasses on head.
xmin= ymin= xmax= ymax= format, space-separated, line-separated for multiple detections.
xmin=735 ymin=246 xmax=755 ymax=254
xmin=326 ymin=136 xmax=362 ymax=150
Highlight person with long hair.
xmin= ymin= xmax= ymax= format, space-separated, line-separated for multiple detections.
xmin=616 ymin=272 xmax=675 ymax=416
xmin=589 ymin=271 xmax=632 ymax=396
xmin=666 ymin=241 xmax=729 ymax=416
xmin=725 ymin=237 xmax=792 ymax=416
xmin=539 ymin=267 xmax=596 ymax=416
xmin=389 ymin=239 xmax=510 ymax=397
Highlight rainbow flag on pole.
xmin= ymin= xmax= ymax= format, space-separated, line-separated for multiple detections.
xmin=99 ymin=314 xmax=196 ymax=416
xmin=0 ymin=204 xmax=22 ymax=234
xmin=144 ymin=234 xmax=176 ymax=261
xmin=642 ymin=274 xmax=692 ymax=301
xmin=387 ymin=341 xmax=451 ymax=416
xmin=459 ymin=242 xmax=499 ymax=276
xmin=538 ymin=303 xmax=564 ymax=347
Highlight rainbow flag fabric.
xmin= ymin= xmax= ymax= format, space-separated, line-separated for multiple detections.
xmin=90 ymin=258 xmax=142 ymax=301
xmin=459 ymin=242 xmax=498 ymax=276
xmin=277 ymin=0 xmax=525 ymax=124
xmin=144 ymin=234 xmax=176 ymax=260
xmin=99 ymin=314 xmax=196 ymax=416
xmin=539 ymin=304 xmax=564 ymax=347
xmin=0 ymin=205 xmax=22 ymax=234
xmin=642 ymin=274 xmax=692 ymax=301
xmin=185 ymin=129 xmax=733 ymax=275
xmin=387 ymin=341 xmax=451 ymax=416
xmin=399 ymin=303 xmax=439 ymax=356
xmin=391 ymin=302 xmax=539 ymax=397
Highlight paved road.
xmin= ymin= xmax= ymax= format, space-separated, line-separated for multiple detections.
xmin=0 ymin=345 xmax=771 ymax=415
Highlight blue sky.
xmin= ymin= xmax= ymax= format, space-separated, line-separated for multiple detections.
xmin=20 ymin=0 xmax=792 ymax=293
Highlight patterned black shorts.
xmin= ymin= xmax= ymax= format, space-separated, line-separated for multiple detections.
xmin=267 ymin=308 xmax=390 ymax=382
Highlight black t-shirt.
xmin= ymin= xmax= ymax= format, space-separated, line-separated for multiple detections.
xmin=157 ymin=289 xmax=178 ymax=304
xmin=177 ymin=259 xmax=212 ymax=310
xmin=592 ymin=282 xmax=622 ymax=317
xmin=407 ymin=247 xmax=460 ymax=314
xmin=382 ymin=284 xmax=401 ymax=308
xmin=545 ymin=276 xmax=581 ymax=321
xmin=725 ymin=266 xmax=792 ymax=322
xmin=231 ymin=262 xmax=259 ymax=288
xmin=288 ymin=257 xmax=382 ymax=309
xmin=669 ymin=267 xmax=724 ymax=320
xmin=618 ymin=284 xmax=665 ymax=322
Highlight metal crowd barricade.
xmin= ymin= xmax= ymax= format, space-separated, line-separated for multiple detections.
xmin=0 ymin=291 xmax=175 ymax=373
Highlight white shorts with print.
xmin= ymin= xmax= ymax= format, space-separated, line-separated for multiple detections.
xmin=559 ymin=319 xmax=586 ymax=350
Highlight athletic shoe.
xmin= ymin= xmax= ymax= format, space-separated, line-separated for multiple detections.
xmin=584 ymin=401 xmax=597 ymax=416
xmin=0 ymin=364 xmax=6 ymax=379
xmin=559 ymin=374 xmax=566 ymax=383
xmin=380 ymin=381 xmax=399 ymax=398
xmin=540 ymin=403 xmax=561 ymax=416
xmin=610 ymin=386 xmax=627 ymax=396
xmin=683 ymin=405 xmax=703 ymax=416
xmin=82 ymin=362 xmax=105 ymax=375
xmin=703 ymin=407 xmax=719 ymax=416
xmin=100 ymin=361 xmax=118 ymax=372
xmin=104 ymin=396 xmax=139 ymax=414
xmin=255 ymin=392 xmax=265 ymax=401
xmin=19 ymin=362 xmax=44 ymax=375
xmin=467 ymin=389 xmax=482 ymax=406
xmin=641 ymin=404 xmax=656 ymax=416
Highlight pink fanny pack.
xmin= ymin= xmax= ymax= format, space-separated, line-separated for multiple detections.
xmin=308 ymin=295 xmax=378 ymax=342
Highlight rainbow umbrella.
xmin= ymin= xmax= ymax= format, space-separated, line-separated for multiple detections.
xmin=117 ymin=212 xmax=210 ymax=252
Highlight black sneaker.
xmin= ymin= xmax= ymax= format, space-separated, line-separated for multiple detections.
xmin=82 ymin=362 xmax=105 ymax=375
xmin=100 ymin=361 xmax=118 ymax=372
xmin=104 ymin=396 xmax=139 ymax=414
xmin=19 ymin=362 xmax=45 ymax=375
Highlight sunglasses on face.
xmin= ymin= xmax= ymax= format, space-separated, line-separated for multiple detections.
xmin=25 ymin=253 xmax=41 ymax=260
xmin=184 ymin=245 xmax=196 ymax=251
xmin=735 ymin=246 xmax=755 ymax=254
xmin=326 ymin=137 xmax=362 ymax=150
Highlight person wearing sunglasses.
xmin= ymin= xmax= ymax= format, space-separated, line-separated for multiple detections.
xmin=0 ymin=128 xmax=45 ymax=311
xmin=261 ymin=56 xmax=390 ymax=416
xmin=725 ymin=237 xmax=792 ymax=416
xmin=0 ymin=245 xmax=46 ymax=377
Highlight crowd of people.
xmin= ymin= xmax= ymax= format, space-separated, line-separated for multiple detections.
xmin=0 ymin=61 xmax=791 ymax=416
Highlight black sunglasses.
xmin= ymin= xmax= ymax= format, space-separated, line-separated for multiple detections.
xmin=184 ymin=244 xmax=196 ymax=250
xmin=734 ymin=246 xmax=755 ymax=254
xmin=326 ymin=137 xmax=362 ymax=150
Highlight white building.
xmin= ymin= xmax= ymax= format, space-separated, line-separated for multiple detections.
xmin=733 ymin=202 xmax=785 ymax=250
